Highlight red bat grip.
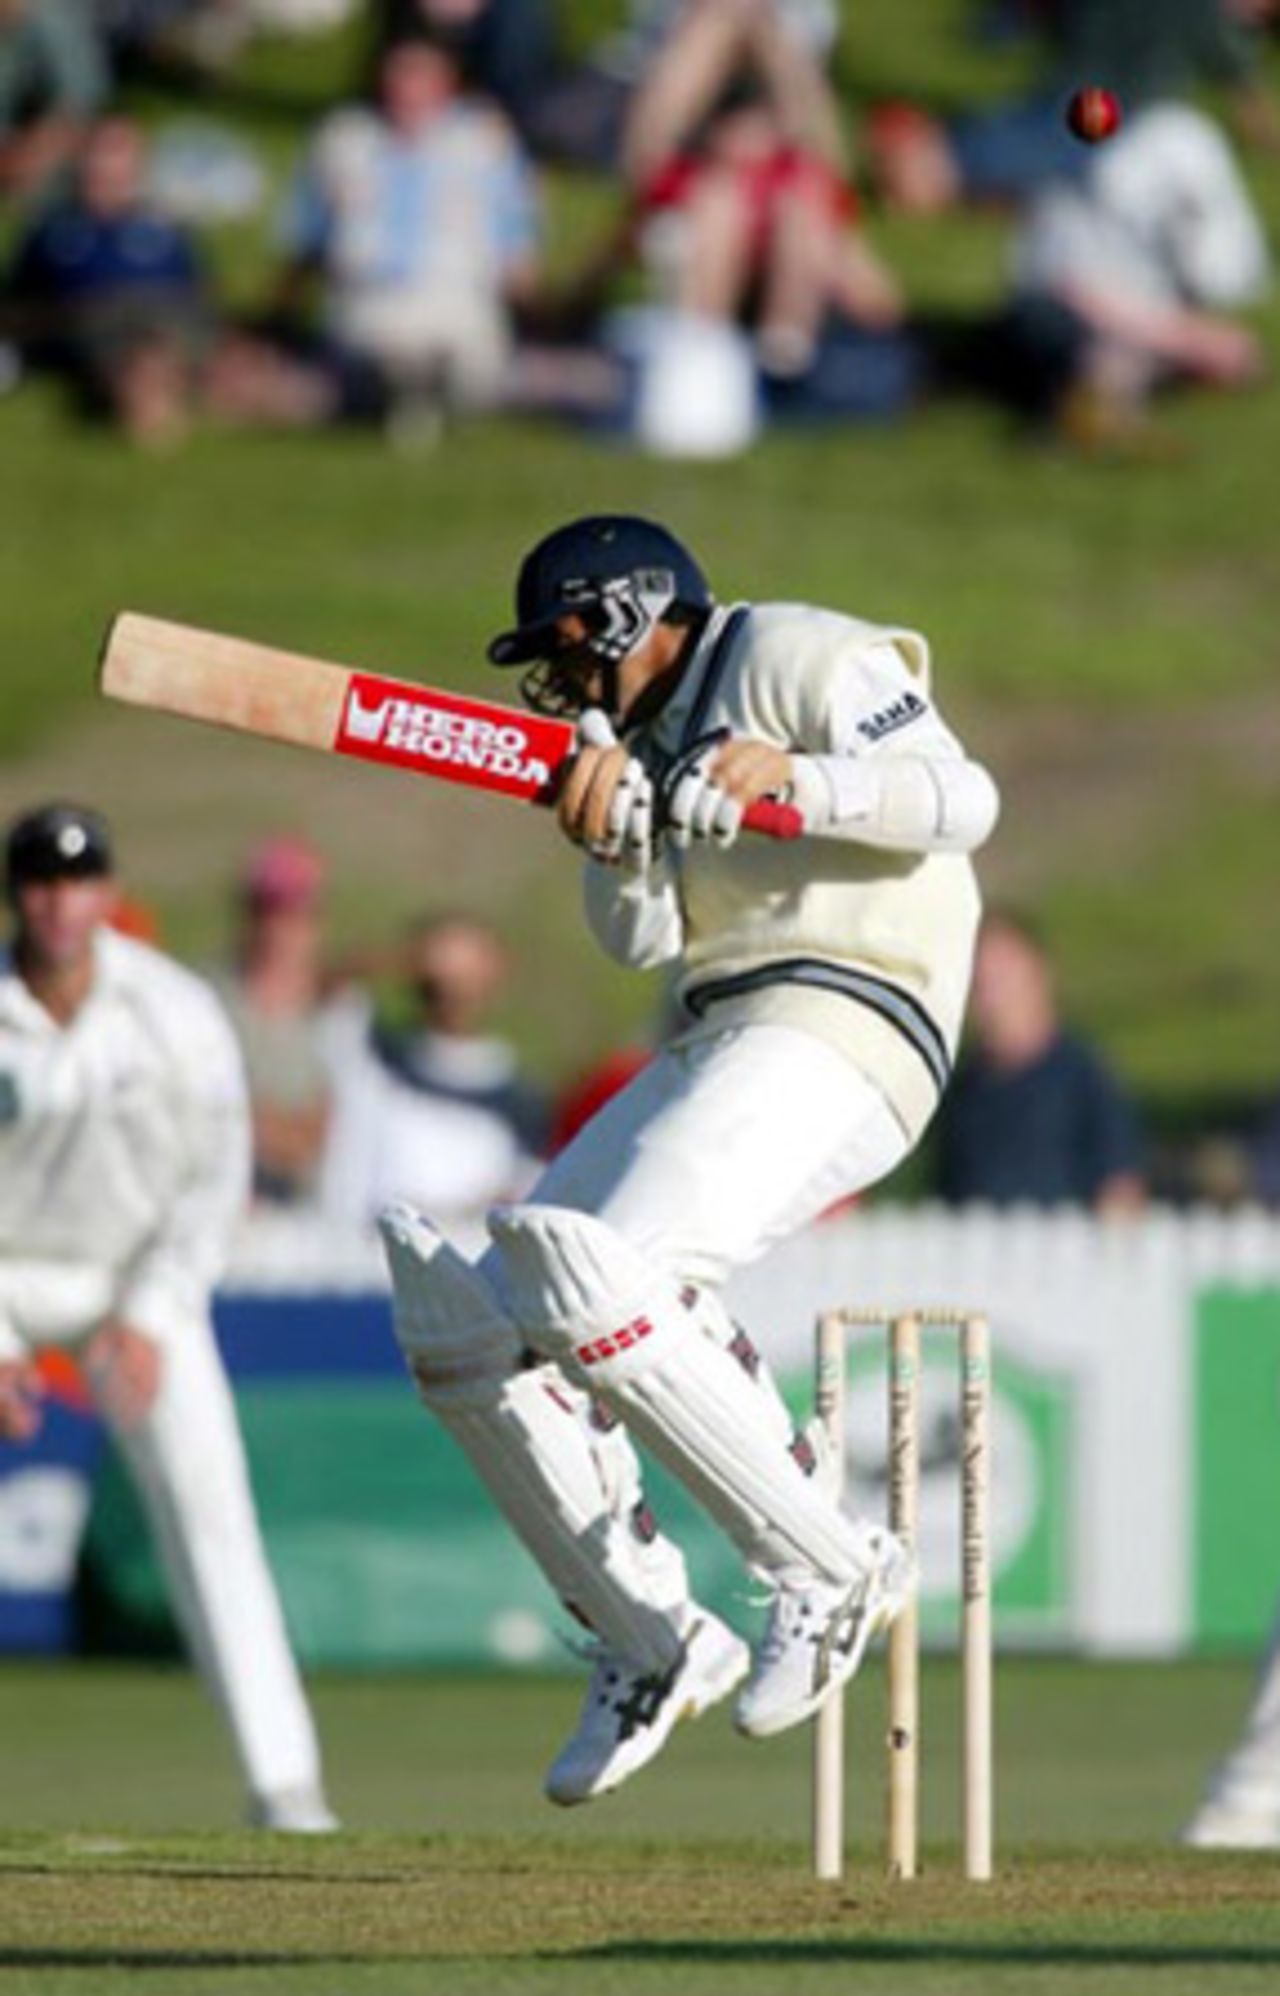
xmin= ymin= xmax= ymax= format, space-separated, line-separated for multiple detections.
xmin=742 ymin=797 xmax=805 ymax=840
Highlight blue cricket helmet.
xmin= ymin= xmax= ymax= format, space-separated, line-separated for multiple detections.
xmin=487 ymin=515 xmax=713 ymax=669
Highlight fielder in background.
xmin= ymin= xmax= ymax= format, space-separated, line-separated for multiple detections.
xmin=1184 ymin=1602 xmax=1280 ymax=1849
xmin=0 ymin=803 xmax=335 ymax=1833
xmin=380 ymin=514 xmax=1000 ymax=1805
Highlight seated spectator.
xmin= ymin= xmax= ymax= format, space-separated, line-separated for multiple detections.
xmin=318 ymin=912 xmax=548 ymax=1229
xmin=870 ymin=0 xmax=1279 ymax=215
xmin=508 ymin=0 xmax=919 ymax=452
xmin=275 ymin=35 xmax=540 ymax=431
xmin=370 ymin=0 xmax=839 ymax=173
xmin=1000 ymin=101 xmax=1269 ymax=442
xmin=932 ymin=909 xmax=1147 ymax=1211
xmin=371 ymin=0 xmax=601 ymax=162
xmin=620 ymin=0 xmax=844 ymax=193
xmin=4 ymin=113 xmax=325 ymax=444
xmin=7 ymin=113 xmax=211 ymax=444
xmin=210 ymin=835 xmax=351 ymax=1208
xmin=1 ymin=0 xmax=108 ymax=205
xmin=635 ymin=84 xmax=902 ymax=380
xmin=623 ymin=0 xmax=879 ymax=362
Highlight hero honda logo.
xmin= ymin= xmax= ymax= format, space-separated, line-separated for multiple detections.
xmin=340 ymin=677 xmax=555 ymax=795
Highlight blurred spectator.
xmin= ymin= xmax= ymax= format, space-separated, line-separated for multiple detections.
xmin=318 ymin=912 xmax=548 ymax=1229
xmin=931 ymin=909 xmax=1147 ymax=1211
xmin=548 ymin=1044 xmax=653 ymax=1154
xmin=370 ymin=0 xmax=839 ymax=172
xmin=108 ymin=890 xmax=161 ymax=941
xmin=870 ymin=0 xmax=1279 ymax=215
xmin=1250 ymin=1097 xmax=1280 ymax=1204
xmin=6 ymin=113 xmax=213 ymax=446
xmin=210 ymin=835 xmax=347 ymax=1208
xmin=1001 ymin=102 xmax=1270 ymax=443
xmin=511 ymin=0 xmax=919 ymax=453
xmin=275 ymin=35 xmax=540 ymax=433
xmin=4 ymin=114 xmax=325 ymax=445
xmin=372 ymin=0 xmax=607 ymax=163
xmin=626 ymin=3 xmax=901 ymax=373
xmin=0 ymin=0 xmax=109 ymax=205
xmin=621 ymin=0 xmax=844 ymax=191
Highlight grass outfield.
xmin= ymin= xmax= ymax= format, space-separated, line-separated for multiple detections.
xmin=2 ymin=1656 xmax=1279 ymax=1993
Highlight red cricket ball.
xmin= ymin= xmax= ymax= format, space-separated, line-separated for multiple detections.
xmin=1066 ymin=86 xmax=1121 ymax=144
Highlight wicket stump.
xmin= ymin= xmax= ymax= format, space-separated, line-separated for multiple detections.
xmin=811 ymin=1308 xmax=993 ymax=1884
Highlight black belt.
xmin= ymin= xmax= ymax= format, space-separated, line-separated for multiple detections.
xmin=682 ymin=957 xmax=951 ymax=1097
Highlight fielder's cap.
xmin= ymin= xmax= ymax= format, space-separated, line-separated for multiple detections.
xmin=5 ymin=803 xmax=114 ymax=891
xmin=241 ymin=834 xmax=324 ymax=911
xmin=487 ymin=515 xmax=711 ymax=666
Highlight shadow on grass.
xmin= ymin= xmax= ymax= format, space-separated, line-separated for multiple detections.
xmin=0 ymin=1954 xmax=349 ymax=1969
xmin=8 ymin=1939 xmax=1280 ymax=1973
xmin=572 ymin=1940 xmax=1280 ymax=1969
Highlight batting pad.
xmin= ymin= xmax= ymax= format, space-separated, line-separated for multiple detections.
xmin=490 ymin=1205 xmax=877 ymax=1587
xmin=690 ymin=1285 xmax=839 ymax=1497
xmin=379 ymin=1205 xmax=690 ymax=1671
xmin=380 ymin=1203 xmax=523 ymax=1407
xmin=688 ymin=1287 xmax=796 ymax=1453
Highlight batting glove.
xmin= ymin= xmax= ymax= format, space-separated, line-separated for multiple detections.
xmin=662 ymin=732 xmax=743 ymax=851
xmin=578 ymin=710 xmax=658 ymax=872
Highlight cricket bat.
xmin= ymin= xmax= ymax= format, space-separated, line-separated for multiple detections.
xmin=98 ymin=613 xmax=804 ymax=838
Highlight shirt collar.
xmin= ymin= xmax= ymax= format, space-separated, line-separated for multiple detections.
xmin=637 ymin=603 xmax=738 ymax=754
xmin=0 ymin=926 xmax=125 ymax=1033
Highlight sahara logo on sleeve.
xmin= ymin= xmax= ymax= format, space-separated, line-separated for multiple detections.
xmin=856 ymin=690 xmax=927 ymax=744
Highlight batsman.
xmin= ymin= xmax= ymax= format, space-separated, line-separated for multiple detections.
xmin=380 ymin=514 xmax=1000 ymax=1804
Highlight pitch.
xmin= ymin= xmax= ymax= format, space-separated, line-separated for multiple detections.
xmin=2 ymin=1655 xmax=1278 ymax=1995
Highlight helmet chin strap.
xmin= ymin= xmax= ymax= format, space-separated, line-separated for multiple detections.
xmin=597 ymin=655 xmax=622 ymax=725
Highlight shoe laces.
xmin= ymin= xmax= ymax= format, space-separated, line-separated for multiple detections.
xmin=755 ymin=1583 xmax=826 ymax=1665
xmin=561 ymin=1633 xmax=627 ymax=1702
xmin=563 ymin=1634 xmax=683 ymax=1733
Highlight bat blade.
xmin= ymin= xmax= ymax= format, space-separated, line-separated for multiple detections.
xmin=98 ymin=613 xmax=804 ymax=837
xmin=99 ymin=613 xmax=573 ymax=803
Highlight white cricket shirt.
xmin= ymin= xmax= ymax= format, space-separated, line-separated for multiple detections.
xmin=0 ymin=927 xmax=249 ymax=1358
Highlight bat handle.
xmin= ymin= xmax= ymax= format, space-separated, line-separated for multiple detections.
xmin=582 ymin=713 xmax=805 ymax=839
xmin=743 ymin=797 xmax=806 ymax=840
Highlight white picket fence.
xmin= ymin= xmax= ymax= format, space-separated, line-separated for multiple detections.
xmin=224 ymin=1204 xmax=1280 ymax=1655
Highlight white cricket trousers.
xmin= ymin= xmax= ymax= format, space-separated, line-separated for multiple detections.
xmin=511 ymin=1021 xmax=913 ymax=1285
xmin=1 ymin=1267 xmax=323 ymax=1807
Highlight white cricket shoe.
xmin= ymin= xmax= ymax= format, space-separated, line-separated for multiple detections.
xmin=734 ymin=1530 xmax=915 ymax=1740
xmin=249 ymin=1784 xmax=340 ymax=1833
xmin=546 ymin=1611 xmax=750 ymax=1806
xmin=1181 ymin=1794 xmax=1280 ymax=1850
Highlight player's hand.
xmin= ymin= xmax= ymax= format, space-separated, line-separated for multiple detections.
xmin=665 ymin=734 xmax=794 ymax=850
xmin=1181 ymin=318 xmax=1265 ymax=385
xmin=709 ymin=737 xmax=795 ymax=808
xmin=0 ymin=1358 xmax=43 ymax=1442
xmin=560 ymin=713 xmax=656 ymax=869
xmin=84 ymin=1320 xmax=162 ymax=1432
